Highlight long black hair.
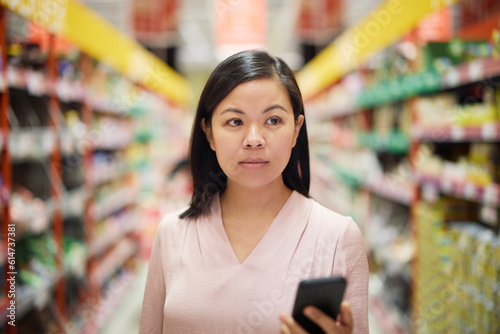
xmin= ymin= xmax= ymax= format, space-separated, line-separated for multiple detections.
xmin=179 ymin=50 xmax=310 ymax=219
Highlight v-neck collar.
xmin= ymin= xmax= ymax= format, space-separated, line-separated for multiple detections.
xmin=209 ymin=190 xmax=309 ymax=265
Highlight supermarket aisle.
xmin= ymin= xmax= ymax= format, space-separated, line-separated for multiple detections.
xmin=99 ymin=263 xmax=148 ymax=334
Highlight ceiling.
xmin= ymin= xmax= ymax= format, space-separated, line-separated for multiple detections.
xmin=82 ymin=0 xmax=383 ymax=75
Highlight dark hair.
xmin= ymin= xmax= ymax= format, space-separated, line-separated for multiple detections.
xmin=180 ymin=50 xmax=310 ymax=219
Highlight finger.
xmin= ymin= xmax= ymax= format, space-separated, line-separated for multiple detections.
xmin=280 ymin=322 xmax=291 ymax=334
xmin=337 ymin=301 xmax=353 ymax=328
xmin=278 ymin=313 xmax=308 ymax=334
xmin=303 ymin=306 xmax=337 ymax=333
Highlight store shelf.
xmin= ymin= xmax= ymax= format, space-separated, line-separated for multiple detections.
xmin=331 ymin=164 xmax=415 ymax=206
xmin=415 ymin=171 xmax=500 ymax=207
xmin=92 ymin=131 xmax=134 ymax=151
xmin=369 ymin=295 xmax=409 ymax=334
xmin=319 ymin=57 xmax=500 ymax=120
xmin=441 ymin=57 xmax=500 ymax=90
xmin=55 ymin=77 xmax=84 ymax=103
xmin=365 ymin=176 xmax=416 ymax=206
xmin=90 ymin=165 xmax=130 ymax=187
xmin=358 ymin=131 xmax=410 ymax=154
xmin=357 ymin=71 xmax=441 ymax=109
xmin=0 ymin=2 xmax=191 ymax=332
xmin=296 ymin=0 xmax=461 ymax=101
xmin=412 ymin=123 xmax=500 ymax=142
xmin=62 ymin=186 xmax=87 ymax=218
xmin=15 ymin=197 xmax=55 ymax=239
xmin=60 ymin=128 xmax=83 ymax=156
xmin=369 ymin=273 xmax=409 ymax=334
xmin=88 ymin=210 xmax=138 ymax=258
xmin=16 ymin=274 xmax=60 ymax=322
xmin=89 ymin=238 xmax=137 ymax=287
xmin=91 ymin=185 xmax=139 ymax=221
xmin=1 ymin=0 xmax=190 ymax=105
xmin=9 ymin=128 xmax=55 ymax=162
xmin=7 ymin=66 xmax=48 ymax=96
xmin=79 ymin=270 xmax=135 ymax=334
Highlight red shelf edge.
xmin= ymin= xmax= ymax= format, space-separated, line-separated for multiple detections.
xmin=412 ymin=123 xmax=500 ymax=142
xmin=415 ymin=171 xmax=500 ymax=207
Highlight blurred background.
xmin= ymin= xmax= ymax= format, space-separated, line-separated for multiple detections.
xmin=0 ymin=0 xmax=499 ymax=333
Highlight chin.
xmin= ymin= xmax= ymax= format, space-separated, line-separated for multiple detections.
xmin=230 ymin=175 xmax=284 ymax=190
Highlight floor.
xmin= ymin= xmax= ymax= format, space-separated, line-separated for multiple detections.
xmin=99 ymin=263 xmax=385 ymax=334
xmin=99 ymin=262 xmax=148 ymax=334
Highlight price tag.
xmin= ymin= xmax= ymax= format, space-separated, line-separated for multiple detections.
xmin=422 ymin=183 xmax=439 ymax=202
xmin=7 ymin=66 xmax=19 ymax=87
xmin=26 ymin=71 xmax=46 ymax=96
xmin=451 ymin=127 xmax=464 ymax=141
xmin=483 ymin=184 xmax=500 ymax=206
xmin=444 ymin=69 xmax=460 ymax=87
xmin=468 ymin=61 xmax=484 ymax=82
xmin=463 ymin=183 xmax=477 ymax=200
xmin=481 ymin=123 xmax=497 ymax=141
xmin=480 ymin=205 xmax=497 ymax=227
xmin=441 ymin=178 xmax=453 ymax=194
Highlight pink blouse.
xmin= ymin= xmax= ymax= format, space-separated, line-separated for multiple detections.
xmin=140 ymin=191 xmax=369 ymax=333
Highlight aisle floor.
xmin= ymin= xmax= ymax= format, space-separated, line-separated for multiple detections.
xmin=98 ymin=262 xmax=148 ymax=334
xmin=99 ymin=263 xmax=384 ymax=334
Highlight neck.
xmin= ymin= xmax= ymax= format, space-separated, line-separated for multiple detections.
xmin=220 ymin=180 xmax=293 ymax=223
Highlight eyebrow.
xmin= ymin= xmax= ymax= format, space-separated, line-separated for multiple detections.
xmin=220 ymin=104 xmax=288 ymax=115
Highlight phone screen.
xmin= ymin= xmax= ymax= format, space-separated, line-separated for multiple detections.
xmin=291 ymin=276 xmax=346 ymax=334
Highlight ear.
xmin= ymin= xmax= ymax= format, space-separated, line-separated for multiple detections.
xmin=292 ymin=114 xmax=304 ymax=147
xmin=201 ymin=118 xmax=215 ymax=151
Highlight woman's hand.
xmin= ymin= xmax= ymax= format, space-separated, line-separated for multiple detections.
xmin=278 ymin=301 xmax=353 ymax=334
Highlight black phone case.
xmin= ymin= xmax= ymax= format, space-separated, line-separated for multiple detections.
xmin=291 ymin=276 xmax=347 ymax=334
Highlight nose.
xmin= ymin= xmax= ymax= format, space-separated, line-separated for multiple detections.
xmin=243 ymin=124 xmax=265 ymax=148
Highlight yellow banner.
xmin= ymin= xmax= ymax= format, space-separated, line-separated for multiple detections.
xmin=296 ymin=0 xmax=461 ymax=100
xmin=0 ymin=0 xmax=190 ymax=106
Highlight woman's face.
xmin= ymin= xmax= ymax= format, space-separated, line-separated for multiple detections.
xmin=202 ymin=78 xmax=304 ymax=190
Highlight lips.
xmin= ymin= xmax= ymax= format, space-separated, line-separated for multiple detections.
xmin=240 ymin=158 xmax=268 ymax=164
xmin=239 ymin=158 xmax=269 ymax=169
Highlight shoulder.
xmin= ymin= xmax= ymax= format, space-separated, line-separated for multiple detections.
xmin=308 ymin=198 xmax=359 ymax=234
xmin=155 ymin=207 xmax=191 ymax=241
xmin=307 ymin=197 xmax=366 ymax=251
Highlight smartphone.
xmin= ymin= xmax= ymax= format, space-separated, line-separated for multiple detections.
xmin=291 ymin=276 xmax=347 ymax=334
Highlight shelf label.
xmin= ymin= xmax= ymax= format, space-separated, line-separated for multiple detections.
xmin=422 ymin=182 xmax=439 ymax=202
xmin=26 ymin=71 xmax=47 ymax=96
xmin=480 ymin=205 xmax=498 ymax=227
xmin=451 ymin=127 xmax=464 ymax=141
xmin=481 ymin=123 xmax=497 ymax=141
xmin=463 ymin=182 xmax=477 ymax=200
xmin=444 ymin=69 xmax=460 ymax=87
xmin=440 ymin=178 xmax=453 ymax=194
xmin=483 ymin=184 xmax=499 ymax=206
xmin=468 ymin=61 xmax=484 ymax=82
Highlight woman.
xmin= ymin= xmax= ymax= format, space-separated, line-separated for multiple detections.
xmin=140 ymin=50 xmax=369 ymax=334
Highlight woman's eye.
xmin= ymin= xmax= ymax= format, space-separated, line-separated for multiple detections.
xmin=228 ymin=119 xmax=243 ymax=126
xmin=266 ymin=117 xmax=282 ymax=125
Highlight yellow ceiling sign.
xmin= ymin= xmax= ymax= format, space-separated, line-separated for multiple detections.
xmin=297 ymin=0 xmax=461 ymax=101
xmin=0 ymin=0 xmax=190 ymax=106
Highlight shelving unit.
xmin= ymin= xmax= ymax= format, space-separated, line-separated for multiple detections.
xmin=0 ymin=1 xmax=190 ymax=333
xmin=300 ymin=0 xmax=500 ymax=333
